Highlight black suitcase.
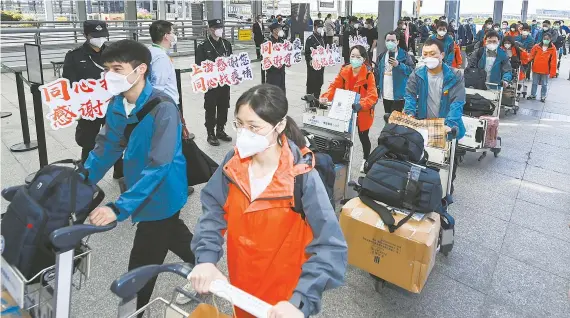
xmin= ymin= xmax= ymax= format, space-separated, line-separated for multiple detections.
xmin=302 ymin=127 xmax=352 ymax=164
xmin=464 ymin=93 xmax=494 ymax=115
xmin=464 ymin=68 xmax=487 ymax=90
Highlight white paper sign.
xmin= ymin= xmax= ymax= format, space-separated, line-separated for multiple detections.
xmin=349 ymin=35 xmax=369 ymax=50
xmin=328 ymin=89 xmax=356 ymax=122
xmin=260 ymin=39 xmax=303 ymax=70
xmin=39 ymin=74 xmax=112 ymax=130
xmin=189 ymin=52 xmax=253 ymax=93
xmin=310 ymin=44 xmax=342 ymax=70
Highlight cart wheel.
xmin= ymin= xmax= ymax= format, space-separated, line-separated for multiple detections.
xmin=491 ymin=148 xmax=501 ymax=157
xmin=478 ymin=152 xmax=487 ymax=161
xmin=43 ymin=268 xmax=56 ymax=283
xmin=373 ymin=277 xmax=386 ymax=292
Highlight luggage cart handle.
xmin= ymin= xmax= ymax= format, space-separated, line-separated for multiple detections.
xmin=110 ymin=263 xmax=193 ymax=299
xmin=448 ymin=127 xmax=458 ymax=139
xmin=49 ymin=221 xmax=117 ymax=252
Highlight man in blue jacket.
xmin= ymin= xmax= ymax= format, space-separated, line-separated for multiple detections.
xmin=377 ymin=31 xmax=415 ymax=113
xmin=430 ymin=21 xmax=455 ymax=66
xmin=467 ymin=30 xmax=513 ymax=88
xmin=86 ymin=39 xmax=196 ymax=313
xmin=515 ymin=23 xmax=536 ymax=51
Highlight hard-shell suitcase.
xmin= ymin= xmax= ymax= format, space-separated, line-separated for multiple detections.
xmin=480 ymin=116 xmax=499 ymax=148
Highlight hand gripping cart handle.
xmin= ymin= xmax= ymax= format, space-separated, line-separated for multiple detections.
xmin=49 ymin=221 xmax=117 ymax=318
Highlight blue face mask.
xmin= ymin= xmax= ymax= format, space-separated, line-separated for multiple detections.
xmin=386 ymin=41 xmax=397 ymax=51
xmin=350 ymin=58 xmax=363 ymax=68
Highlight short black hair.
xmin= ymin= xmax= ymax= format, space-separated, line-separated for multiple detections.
xmin=102 ymin=40 xmax=151 ymax=78
xmin=437 ymin=21 xmax=448 ymax=29
xmin=502 ymin=21 xmax=508 ymax=25
xmin=423 ymin=38 xmax=444 ymax=53
xmin=385 ymin=31 xmax=400 ymax=41
xmin=327 ymin=14 xmax=332 ymax=18
xmin=521 ymin=23 xmax=531 ymax=30
xmin=150 ymin=20 xmax=173 ymax=43
xmin=543 ymin=20 xmax=551 ymax=25
xmin=485 ymin=30 xmax=500 ymax=40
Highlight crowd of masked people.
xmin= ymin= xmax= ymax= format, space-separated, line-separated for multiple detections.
xmin=60 ymin=13 xmax=567 ymax=317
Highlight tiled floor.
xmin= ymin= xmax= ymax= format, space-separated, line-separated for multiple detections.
xmin=1 ymin=46 xmax=569 ymax=318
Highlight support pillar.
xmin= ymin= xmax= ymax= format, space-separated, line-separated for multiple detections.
xmin=44 ymin=0 xmax=54 ymax=21
xmin=251 ymin=0 xmax=262 ymax=19
xmin=337 ymin=0 xmax=342 ymax=16
xmin=444 ymin=0 xmax=460 ymax=23
xmin=521 ymin=0 xmax=528 ymax=22
xmin=191 ymin=2 xmax=204 ymax=36
xmin=158 ymin=0 xmax=167 ymax=19
xmin=205 ymin=0 xmax=223 ymax=21
xmin=376 ymin=0 xmax=401 ymax=53
xmin=124 ymin=0 xmax=137 ymax=39
xmin=182 ymin=0 xmax=187 ymax=19
xmin=493 ymin=0 xmax=504 ymax=24
xmin=75 ymin=0 xmax=87 ymax=21
xmin=345 ymin=0 xmax=352 ymax=17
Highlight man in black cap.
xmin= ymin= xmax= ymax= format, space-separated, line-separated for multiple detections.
xmin=195 ymin=19 xmax=233 ymax=146
xmin=305 ymin=20 xmax=326 ymax=98
xmin=263 ymin=22 xmax=287 ymax=93
xmin=342 ymin=16 xmax=360 ymax=64
xmin=62 ymin=20 xmax=123 ymax=179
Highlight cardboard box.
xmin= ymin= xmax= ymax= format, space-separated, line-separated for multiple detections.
xmin=339 ymin=198 xmax=440 ymax=293
xmin=1 ymin=289 xmax=31 ymax=318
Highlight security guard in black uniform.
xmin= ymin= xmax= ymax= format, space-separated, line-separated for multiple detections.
xmin=195 ymin=19 xmax=233 ymax=146
xmin=264 ymin=22 xmax=287 ymax=93
xmin=342 ymin=16 xmax=360 ymax=64
xmin=62 ymin=20 xmax=123 ymax=178
xmin=305 ymin=20 xmax=326 ymax=98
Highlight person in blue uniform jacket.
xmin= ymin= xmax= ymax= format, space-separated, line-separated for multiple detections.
xmin=429 ymin=20 xmax=455 ymax=66
xmin=467 ymin=31 xmax=513 ymax=89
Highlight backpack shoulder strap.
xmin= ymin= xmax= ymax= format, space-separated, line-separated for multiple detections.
xmin=292 ymin=173 xmax=306 ymax=220
xmin=124 ymin=96 xmax=170 ymax=142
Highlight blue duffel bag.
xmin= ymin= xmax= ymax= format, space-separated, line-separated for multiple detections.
xmin=1 ymin=159 xmax=104 ymax=279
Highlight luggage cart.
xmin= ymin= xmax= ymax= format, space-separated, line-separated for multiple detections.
xmin=301 ymin=94 xmax=358 ymax=203
xmin=111 ymin=263 xmax=272 ymax=318
xmin=502 ymin=68 xmax=521 ymax=115
xmin=459 ymin=86 xmax=503 ymax=162
xmin=0 ymin=222 xmax=115 ymax=318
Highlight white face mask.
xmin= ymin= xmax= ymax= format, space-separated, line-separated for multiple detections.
xmin=522 ymin=31 xmax=530 ymax=36
xmin=167 ymin=33 xmax=177 ymax=48
xmin=423 ymin=57 xmax=440 ymax=69
xmin=354 ymin=23 xmax=360 ymax=29
xmin=105 ymin=66 xmax=141 ymax=96
xmin=437 ymin=30 xmax=447 ymax=37
xmin=486 ymin=43 xmax=498 ymax=51
xmin=504 ymin=43 xmax=512 ymax=49
xmin=278 ymin=30 xmax=284 ymax=37
xmin=89 ymin=37 xmax=106 ymax=48
xmin=214 ymin=28 xmax=224 ymax=37
xmin=317 ymin=27 xmax=324 ymax=34
xmin=235 ymin=122 xmax=282 ymax=158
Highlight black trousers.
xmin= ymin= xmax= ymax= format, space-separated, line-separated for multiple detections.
xmin=266 ymin=69 xmax=286 ymax=94
xmin=128 ymin=212 xmax=196 ymax=314
xmin=408 ymin=37 xmax=417 ymax=56
xmin=326 ymin=36 xmax=333 ymax=46
xmin=358 ymin=129 xmax=371 ymax=160
xmin=204 ymin=85 xmax=230 ymax=132
xmin=77 ymin=118 xmax=123 ymax=175
xmin=255 ymin=40 xmax=263 ymax=59
xmin=306 ymin=62 xmax=324 ymax=98
xmin=382 ymin=99 xmax=405 ymax=114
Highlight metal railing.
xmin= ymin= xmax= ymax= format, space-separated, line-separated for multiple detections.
xmin=1 ymin=19 xmax=257 ymax=70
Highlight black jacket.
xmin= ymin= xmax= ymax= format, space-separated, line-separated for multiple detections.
xmin=62 ymin=41 xmax=105 ymax=83
xmin=305 ymin=32 xmax=326 ymax=62
xmin=253 ymin=22 xmax=264 ymax=44
xmin=195 ymin=36 xmax=233 ymax=65
xmin=342 ymin=24 xmax=359 ymax=55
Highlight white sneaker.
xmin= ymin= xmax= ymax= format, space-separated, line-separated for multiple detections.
xmin=175 ymin=283 xmax=198 ymax=305
xmin=360 ymin=160 xmax=366 ymax=173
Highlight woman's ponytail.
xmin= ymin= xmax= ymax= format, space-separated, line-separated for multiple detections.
xmin=283 ymin=116 xmax=307 ymax=148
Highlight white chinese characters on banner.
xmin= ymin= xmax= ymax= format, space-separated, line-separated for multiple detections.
xmin=39 ymin=74 xmax=112 ymax=130
xmin=349 ymin=35 xmax=369 ymax=51
xmin=310 ymin=44 xmax=342 ymax=70
xmin=190 ymin=52 xmax=253 ymax=93
xmin=260 ymin=39 xmax=303 ymax=70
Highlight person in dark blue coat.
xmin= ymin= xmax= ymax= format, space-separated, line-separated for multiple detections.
xmin=376 ymin=31 xmax=415 ymax=113
xmin=429 ymin=21 xmax=455 ymax=66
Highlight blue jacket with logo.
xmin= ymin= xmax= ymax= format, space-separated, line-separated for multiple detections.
xmin=403 ymin=64 xmax=466 ymax=139
xmin=515 ymin=34 xmax=535 ymax=51
xmin=467 ymin=47 xmax=513 ymax=87
xmin=85 ymin=81 xmax=187 ymax=222
xmin=429 ymin=34 xmax=455 ymax=66
xmin=376 ymin=47 xmax=415 ymax=101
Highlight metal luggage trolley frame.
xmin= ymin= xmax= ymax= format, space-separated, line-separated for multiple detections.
xmin=459 ymin=86 xmax=503 ymax=162
xmin=502 ymin=67 xmax=521 ymax=115
xmin=300 ymin=94 xmax=359 ymax=203
xmin=112 ymin=263 xmax=272 ymax=318
xmin=1 ymin=223 xmax=115 ymax=318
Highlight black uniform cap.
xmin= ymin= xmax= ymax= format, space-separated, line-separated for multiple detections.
xmin=269 ymin=22 xmax=282 ymax=30
xmin=208 ymin=19 xmax=223 ymax=28
xmin=84 ymin=20 xmax=108 ymax=37
xmin=314 ymin=20 xmax=324 ymax=28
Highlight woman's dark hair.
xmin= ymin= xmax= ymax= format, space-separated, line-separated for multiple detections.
xmin=349 ymin=45 xmax=369 ymax=64
xmin=235 ymin=84 xmax=306 ymax=148
xmin=501 ymin=36 xmax=515 ymax=47
xmin=521 ymin=23 xmax=530 ymax=31
xmin=509 ymin=23 xmax=518 ymax=30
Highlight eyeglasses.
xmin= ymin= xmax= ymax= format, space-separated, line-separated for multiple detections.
xmin=231 ymin=121 xmax=267 ymax=133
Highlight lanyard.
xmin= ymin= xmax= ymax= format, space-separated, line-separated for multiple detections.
xmin=208 ymin=36 xmax=228 ymax=57
xmin=89 ymin=55 xmax=105 ymax=71
xmin=314 ymin=34 xmax=325 ymax=47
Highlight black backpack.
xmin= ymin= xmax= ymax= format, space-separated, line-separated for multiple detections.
xmin=292 ymin=151 xmax=336 ymax=219
xmin=363 ymin=123 xmax=426 ymax=173
xmin=464 ymin=67 xmax=488 ymax=90
xmin=464 ymin=93 xmax=494 ymax=115
xmin=1 ymin=159 xmax=104 ymax=279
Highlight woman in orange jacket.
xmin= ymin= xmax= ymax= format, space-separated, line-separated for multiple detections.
xmin=501 ymin=36 xmax=531 ymax=81
xmin=504 ymin=23 xmax=520 ymax=38
xmin=320 ymin=45 xmax=378 ymax=172
xmin=527 ymin=33 xmax=558 ymax=102
xmin=451 ymin=41 xmax=463 ymax=68
xmin=189 ymin=84 xmax=347 ymax=318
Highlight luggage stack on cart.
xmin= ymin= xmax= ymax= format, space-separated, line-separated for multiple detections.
xmin=501 ymin=67 xmax=521 ymax=115
xmin=0 ymin=159 xmax=115 ymax=318
xmin=339 ymin=112 xmax=457 ymax=294
xmin=300 ymin=90 xmax=358 ymax=207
